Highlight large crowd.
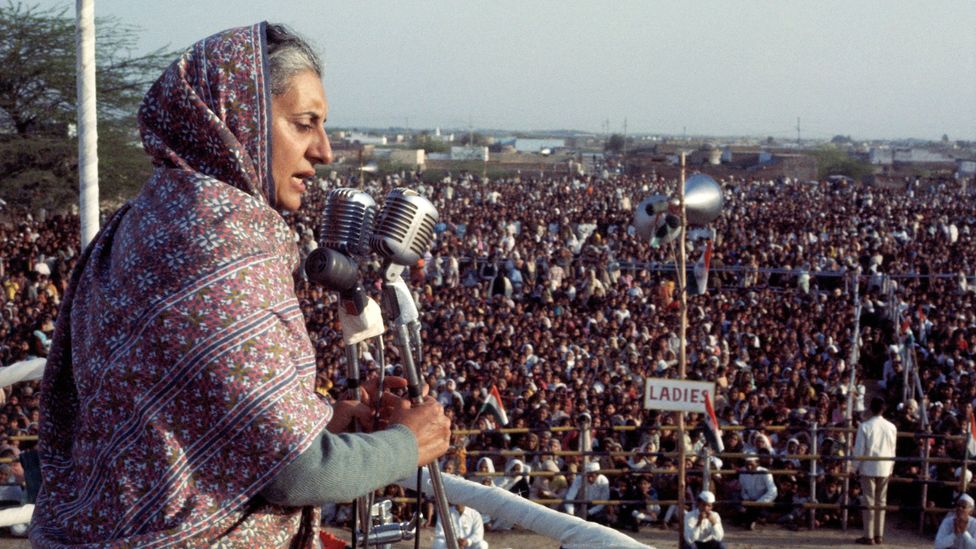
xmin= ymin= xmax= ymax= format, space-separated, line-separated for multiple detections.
xmin=1 ymin=165 xmax=975 ymax=536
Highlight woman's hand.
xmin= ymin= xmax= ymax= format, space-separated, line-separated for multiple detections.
xmin=388 ymin=395 xmax=451 ymax=467
xmin=358 ymin=376 xmax=429 ymax=406
xmin=327 ymin=376 xmax=409 ymax=433
xmin=329 ymin=374 xmax=447 ymax=465
xmin=326 ymin=400 xmax=374 ymax=433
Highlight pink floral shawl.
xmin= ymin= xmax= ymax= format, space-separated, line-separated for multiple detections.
xmin=32 ymin=23 xmax=331 ymax=548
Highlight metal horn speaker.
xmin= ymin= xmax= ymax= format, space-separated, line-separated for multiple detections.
xmin=684 ymin=174 xmax=723 ymax=226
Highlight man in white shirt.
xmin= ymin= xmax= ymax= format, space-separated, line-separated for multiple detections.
xmin=738 ymin=454 xmax=777 ymax=530
xmin=935 ymin=494 xmax=976 ymax=549
xmin=432 ymin=503 xmax=488 ymax=549
xmin=854 ymin=397 xmax=898 ymax=545
xmin=563 ymin=461 xmax=610 ymax=522
xmin=685 ymin=491 xmax=725 ymax=549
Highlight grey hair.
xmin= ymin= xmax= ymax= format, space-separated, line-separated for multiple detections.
xmin=266 ymin=24 xmax=322 ymax=96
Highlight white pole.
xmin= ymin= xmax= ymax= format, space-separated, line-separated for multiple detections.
xmin=677 ymin=152 xmax=688 ymax=549
xmin=76 ymin=0 xmax=99 ymax=248
xmin=398 ymin=472 xmax=653 ymax=549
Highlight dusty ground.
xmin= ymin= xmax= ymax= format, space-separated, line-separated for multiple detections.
xmin=327 ymin=520 xmax=931 ymax=548
xmin=0 ymin=522 xmax=931 ymax=548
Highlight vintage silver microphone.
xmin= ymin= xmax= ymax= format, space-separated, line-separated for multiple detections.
xmin=320 ymin=187 xmax=378 ymax=258
xmin=370 ymin=188 xmax=435 ymax=363
xmin=370 ymin=188 xmax=437 ymax=266
xmin=306 ymin=188 xmax=378 ymax=315
xmin=370 ymin=188 xmax=458 ymax=549
xmin=305 ymin=188 xmax=380 ymax=548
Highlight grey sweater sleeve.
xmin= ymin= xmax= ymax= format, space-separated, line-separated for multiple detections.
xmin=260 ymin=424 xmax=419 ymax=506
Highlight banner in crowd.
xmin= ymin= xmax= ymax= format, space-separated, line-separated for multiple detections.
xmin=643 ymin=378 xmax=715 ymax=413
xmin=703 ymin=391 xmax=724 ymax=452
xmin=480 ymin=384 xmax=509 ymax=426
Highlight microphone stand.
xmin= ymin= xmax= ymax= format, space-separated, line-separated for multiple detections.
xmin=380 ymin=262 xmax=459 ymax=549
xmin=336 ymin=287 xmax=379 ymax=549
xmin=347 ymin=355 xmax=372 ymax=548
xmin=330 ymin=282 xmax=402 ymax=548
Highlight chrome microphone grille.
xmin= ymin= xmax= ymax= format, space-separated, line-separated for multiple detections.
xmin=320 ymin=188 xmax=377 ymax=257
xmin=370 ymin=188 xmax=438 ymax=266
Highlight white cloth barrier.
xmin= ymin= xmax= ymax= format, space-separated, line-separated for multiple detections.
xmin=398 ymin=470 xmax=653 ymax=549
xmin=0 ymin=503 xmax=33 ymax=528
xmin=0 ymin=358 xmax=45 ymax=389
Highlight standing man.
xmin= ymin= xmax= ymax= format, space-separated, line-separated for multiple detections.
xmin=684 ymin=491 xmax=725 ymax=549
xmin=854 ymin=397 xmax=898 ymax=545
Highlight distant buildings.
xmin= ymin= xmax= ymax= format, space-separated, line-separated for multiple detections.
xmin=450 ymin=146 xmax=489 ymax=161
xmin=323 ymin=127 xmax=974 ymax=184
xmin=626 ymin=143 xmax=818 ymax=181
xmin=867 ymin=145 xmax=974 ymax=181
xmin=869 ymin=146 xmax=955 ymax=165
xmin=501 ymin=138 xmax=567 ymax=153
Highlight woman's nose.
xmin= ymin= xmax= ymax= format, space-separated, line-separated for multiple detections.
xmin=310 ymin=128 xmax=333 ymax=165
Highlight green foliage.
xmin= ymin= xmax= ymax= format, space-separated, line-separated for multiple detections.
xmin=0 ymin=125 xmax=151 ymax=212
xmin=97 ymin=120 xmax=154 ymax=202
xmin=605 ymin=133 xmax=625 ymax=153
xmin=409 ymin=132 xmax=451 ymax=153
xmin=0 ymin=2 xmax=172 ymax=210
xmin=0 ymin=135 xmax=77 ymax=210
xmin=458 ymin=132 xmax=490 ymax=146
xmin=811 ymin=145 xmax=874 ymax=181
xmin=0 ymin=2 xmax=172 ymax=135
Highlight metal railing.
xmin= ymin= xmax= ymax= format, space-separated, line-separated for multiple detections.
xmin=452 ymin=420 xmax=972 ymax=533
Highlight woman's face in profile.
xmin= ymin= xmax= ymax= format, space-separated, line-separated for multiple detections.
xmin=270 ymin=70 xmax=332 ymax=211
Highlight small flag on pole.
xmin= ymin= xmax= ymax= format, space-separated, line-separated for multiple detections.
xmin=693 ymin=240 xmax=714 ymax=296
xmin=703 ymin=391 xmax=724 ymax=453
xmin=968 ymin=413 xmax=976 ymax=457
xmin=480 ymin=385 xmax=509 ymax=426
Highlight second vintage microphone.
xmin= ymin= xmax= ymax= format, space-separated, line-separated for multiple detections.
xmin=370 ymin=188 xmax=459 ymax=549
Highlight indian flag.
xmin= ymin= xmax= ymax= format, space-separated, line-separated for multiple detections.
xmin=693 ymin=240 xmax=713 ymax=296
xmin=480 ymin=385 xmax=509 ymax=426
xmin=703 ymin=391 xmax=724 ymax=453
xmin=968 ymin=413 xmax=976 ymax=457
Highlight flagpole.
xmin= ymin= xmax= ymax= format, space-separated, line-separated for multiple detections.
xmin=701 ymin=447 xmax=711 ymax=493
xmin=76 ymin=0 xmax=99 ymax=248
xmin=677 ymin=152 xmax=688 ymax=549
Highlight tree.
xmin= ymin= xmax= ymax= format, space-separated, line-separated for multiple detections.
xmin=0 ymin=2 xmax=171 ymax=135
xmin=605 ymin=133 xmax=625 ymax=153
xmin=458 ymin=131 xmax=489 ymax=146
xmin=811 ymin=145 xmax=874 ymax=181
xmin=0 ymin=2 xmax=174 ymax=210
xmin=409 ymin=132 xmax=450 ymax=153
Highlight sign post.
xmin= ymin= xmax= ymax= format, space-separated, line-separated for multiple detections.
xmin=643 ymin=377 xmax=716 ymax=549
xmin=677 ymin=152 xmax=688 ymax=549
xmin=643 ymin=379 xmax=716 ymax=413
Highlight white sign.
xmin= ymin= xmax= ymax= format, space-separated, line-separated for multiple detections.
xmin=643 ymin=378 xmax=715 ymax=413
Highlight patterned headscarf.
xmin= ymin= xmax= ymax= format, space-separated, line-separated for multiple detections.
xmin=32 ymin=23 xmax=331 ymax=548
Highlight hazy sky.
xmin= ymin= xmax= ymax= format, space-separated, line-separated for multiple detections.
xmin=40 ymin=0 xmax=976 ymax=140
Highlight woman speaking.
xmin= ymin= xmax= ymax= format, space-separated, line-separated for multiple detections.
xmin=31 ymin=22 xmax=450 ymax=548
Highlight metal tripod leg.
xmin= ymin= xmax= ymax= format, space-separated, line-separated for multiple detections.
xmin=393 ymin=323 xmax=458 ymax=549
xmin=345 ymin=345 xmax=372 ymax=548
